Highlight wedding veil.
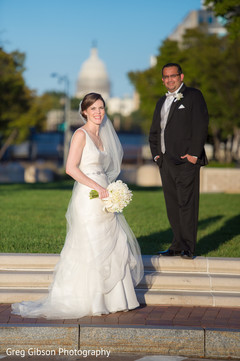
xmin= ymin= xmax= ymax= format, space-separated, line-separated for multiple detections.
xmin=79 ymin=100 xmax=144 ymax=285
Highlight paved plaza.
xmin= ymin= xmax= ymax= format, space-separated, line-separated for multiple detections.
xmin=1 ymin=303 xmax=240 ymax=328
xmin=1 ymin=303 xmax=240 ymax=360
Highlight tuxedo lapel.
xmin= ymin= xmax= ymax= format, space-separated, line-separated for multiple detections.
xmin=166 ymin=100 xmax=178 ymax=125
xmin=166 ymin=83 xmax=186 ymax=126
xmin=159 ymin=97 xmax=166 ymax=112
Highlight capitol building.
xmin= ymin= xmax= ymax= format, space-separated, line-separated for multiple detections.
xmin=47 ymin=47 xmax=139 ymax=131
xmin=75 ymin=46 xmax=139 ymax=117
xmin=75 ymin=47 xmax=111 ymax=101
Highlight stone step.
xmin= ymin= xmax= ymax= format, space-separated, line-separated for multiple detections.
xmin=0 ymin=270 xmax=53 ymax=287
xmin=1 ymin=253 xmax=240 ymax=307
xmin=1 ymin=269 xmax=240 ymax=293
xmin=143 ymin=255 xmax=240 ymax=274
xmin=0 ymin=253 xmax=58 ymax=270
xmin=1 ymin=253 xmax=240 ymax=274
xmin=1 ymin=287 xmax=239 ymax=308
xmin=0 ymin=288 xmax=48 ymax=303
xmin=136 ymin=289 xmax=240 ymax=307
xmin=138 ymin=271 xmax=240 ymax=292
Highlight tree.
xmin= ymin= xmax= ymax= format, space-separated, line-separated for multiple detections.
xmin=181 ymin=29 xmax=240 ymax=161
xmin=218 ymin=36 xmax=240 ymax=161
xmin=0 ymin=48 xmax=66 ymax=157
xmin=128 ymin=29 xmax=240 ymax=162
xmin=0 ymin=48 xmax=33 ymax=144
xmin=71 ymin=97 xmax=82 ymax=111
xmin=204 ymin=0 xmax=240 ymax=39
xmin=180 ymin=29 xmax=227 ymax=161
xmin=11 ymin=93 xmax=61 ymax=141
xmin=128 ymin=39 xmax=183 ymax=133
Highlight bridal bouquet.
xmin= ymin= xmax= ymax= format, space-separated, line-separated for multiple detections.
xmin=89 ymin=180 xmax=133 ymax=213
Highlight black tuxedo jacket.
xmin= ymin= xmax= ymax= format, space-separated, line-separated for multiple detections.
xmin=149 ymin=83 xmax=209 ymax=166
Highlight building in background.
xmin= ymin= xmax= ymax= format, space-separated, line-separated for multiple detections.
xmin=46 ymin=109 xmax=83 ymax=131
xmin=47 ymin=45 xmax=139 ymax=132
xmin=168 ymin=7 xmax=227 ymax=43
xmin=107 ymin=93 xmax=140 ymax=117
xmin=75 ymin=47 xmax=111 ymax=101
xmin=149 ymin=4 xmax=227 ymax=72
xmin=46 ymin=45 xmax=140 ymax=136
xmin=75 ymin=46 xmax=139 ymax=118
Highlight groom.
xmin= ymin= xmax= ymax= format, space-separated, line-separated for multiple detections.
xmin=149 ymin=63 xmax=209 ymax=259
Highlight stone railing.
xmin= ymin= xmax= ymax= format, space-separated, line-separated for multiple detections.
xmin=131 ymin=165 xmax=240 ymax=193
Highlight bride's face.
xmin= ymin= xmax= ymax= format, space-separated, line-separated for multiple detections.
xmin=84 ymin=99 xmax=105 ymax=125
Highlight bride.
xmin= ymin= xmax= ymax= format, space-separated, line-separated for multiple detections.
xmin=12 ymin=92 xmax=144 ymax=319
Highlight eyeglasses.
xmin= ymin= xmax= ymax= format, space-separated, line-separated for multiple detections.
xmin=162 ymin=74 xmax=181 ymax=80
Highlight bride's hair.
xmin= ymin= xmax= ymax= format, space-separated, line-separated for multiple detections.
xmin=80 ymin=93 xmax=106 ymax=120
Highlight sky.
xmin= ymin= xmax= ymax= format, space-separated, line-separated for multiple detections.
xmin=0 ymin=0 xmax=202 ymax=98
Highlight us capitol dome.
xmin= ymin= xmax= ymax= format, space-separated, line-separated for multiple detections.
xmin=75 ymin=47 xmax=111 ymax=100
xmin=47 ymin=46 xmax=139 ymax=131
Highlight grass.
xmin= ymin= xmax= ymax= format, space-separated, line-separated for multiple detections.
xmin=207 ymin=161 xmax=236 ymax=168
xmin=0 ymin=181 xmax=240 ymax=257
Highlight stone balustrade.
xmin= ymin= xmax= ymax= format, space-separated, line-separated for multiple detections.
xmin=123 ymin=165 xmax=240 ymax=193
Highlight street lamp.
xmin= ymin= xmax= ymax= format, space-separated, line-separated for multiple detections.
xmin=51 ymin=73 xmax=71 ymax=168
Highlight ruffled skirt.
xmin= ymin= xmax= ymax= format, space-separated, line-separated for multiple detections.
xmin=12 ymin=175 xmax=143 ymax=319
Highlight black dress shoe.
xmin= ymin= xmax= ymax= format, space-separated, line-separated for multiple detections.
xmin=181 ymin=250 xmax=194 ymax=259
xmin=157 ymin=249 xmax=181 ymax=257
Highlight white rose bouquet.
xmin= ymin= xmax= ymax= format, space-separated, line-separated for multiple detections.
xmin=89 ymin=180 xmax=133 ymax=213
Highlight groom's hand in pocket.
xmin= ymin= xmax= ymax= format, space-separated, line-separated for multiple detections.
xmin=181 ymin=154 xmax=197 ymax=164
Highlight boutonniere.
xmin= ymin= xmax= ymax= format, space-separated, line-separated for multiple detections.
xmin=175 ymin=92 xmax=183 ymax=101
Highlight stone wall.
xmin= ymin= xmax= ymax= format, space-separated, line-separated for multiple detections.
xmin=1 ymin=162 xmax=239 ymax=193
xmin=200 ymin=167 xmax=240 ymax=193
xmin=121 ymin=165 xmax=240 ymax=193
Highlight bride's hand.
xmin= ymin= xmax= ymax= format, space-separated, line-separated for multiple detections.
xmin=96 ymin=186 xmax=109 ymax=199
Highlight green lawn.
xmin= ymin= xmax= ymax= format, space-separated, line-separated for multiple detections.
xmin=0 ymin=181 xmax=239 ymax=257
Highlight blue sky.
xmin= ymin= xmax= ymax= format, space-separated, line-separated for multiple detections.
xmin=1 ymin=0 xmax=202 ymax=97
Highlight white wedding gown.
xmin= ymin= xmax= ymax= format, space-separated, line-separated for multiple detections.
xmin=12 ymin=129 xmax=143 ymax=319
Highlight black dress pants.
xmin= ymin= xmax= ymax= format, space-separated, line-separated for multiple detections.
xmin=160 ymin=155 xmax=200 ymax=254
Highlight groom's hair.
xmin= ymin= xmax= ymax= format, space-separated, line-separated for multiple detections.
xmin=162 ymin=63 xmax=182 ymax=76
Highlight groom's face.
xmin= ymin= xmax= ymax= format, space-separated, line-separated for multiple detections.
xmin=162 ymin=66 xmax=184 ymax=93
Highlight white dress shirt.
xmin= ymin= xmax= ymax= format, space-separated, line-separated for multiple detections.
xmin=160 ymin=83 xmax=184 ymax=154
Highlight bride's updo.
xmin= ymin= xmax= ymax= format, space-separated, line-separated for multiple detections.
xmin=80 ymin=93 xmax=106 ymax=120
